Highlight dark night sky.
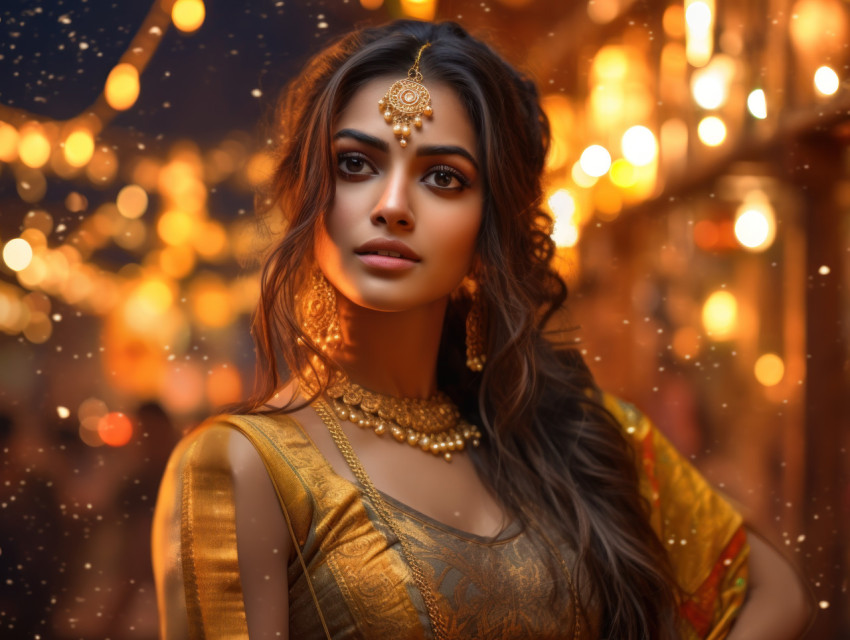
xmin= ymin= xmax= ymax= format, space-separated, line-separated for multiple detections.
xmin=0 ymin=0 xmax=390 ymax=144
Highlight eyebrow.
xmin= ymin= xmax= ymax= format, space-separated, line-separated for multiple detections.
xmin=334 ymin=128 xmax=479 ymax=171
xmin=333 ymin=129 xmax=388 ymax=152
xmin=416 ymin=145 xmax=478 ymax=171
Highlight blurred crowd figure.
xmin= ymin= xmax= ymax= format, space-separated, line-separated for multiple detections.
xmin=1 ymin=402 xmax=178 ymax=639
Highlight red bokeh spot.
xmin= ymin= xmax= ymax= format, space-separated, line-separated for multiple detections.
xmin=97 ymin=412 xmax=133 ymax=447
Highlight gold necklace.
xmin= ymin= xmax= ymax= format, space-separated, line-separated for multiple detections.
xmin=314 ymin=401 xmax=449 ymax=640
xmin=325 ymin=377 xmax=481 ymax=462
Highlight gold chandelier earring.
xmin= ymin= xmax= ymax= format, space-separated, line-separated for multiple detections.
xmin=465 ymin=279 xmax=487 ymax=372
xmin=302 ymin=269 xmax=342 ymax=353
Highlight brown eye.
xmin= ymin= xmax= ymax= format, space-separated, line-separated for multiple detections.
xmin=344 ymin=157 xmax=366 ymax=173
xmin=433 ymin=170 xmax=453 ymax=188
xmin=337 ymin=152 xmax=376 ymax=179
xmin=423 ymin=165 xmax=470 ymax=192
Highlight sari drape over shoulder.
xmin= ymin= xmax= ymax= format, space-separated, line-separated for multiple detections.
xmin=152 ymin=395 xmax=748 ymax=639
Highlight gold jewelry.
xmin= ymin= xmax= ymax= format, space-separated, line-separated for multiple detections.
xmin=314 ymin=400 xmax=449 ymax=640
xmin=302 ymin=269 xmax=341 ymax=353
xmin=465 ymin=280 xmax=487 ymax=371
xmin=378 ymin=42 xmax=433 ymax=148
xmin=325 ymin=376 xmax=481 ymax=462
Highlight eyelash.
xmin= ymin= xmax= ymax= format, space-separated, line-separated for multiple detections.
xmin=336 ymin=152 xmax=471 ymax=192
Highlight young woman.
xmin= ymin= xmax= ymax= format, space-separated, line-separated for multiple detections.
xmin=152 ymin=20 xmax=811 ymax=639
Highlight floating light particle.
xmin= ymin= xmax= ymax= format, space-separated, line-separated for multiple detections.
xmin=251 ymin=88 xmax=262 ymax=98
xmin=57 ymin=406 xmax=70 ymax=419
xmin=818 ymin=265 xmax=830 ymax=275
xmin=818 ymin=601 xmax=829 ymax=609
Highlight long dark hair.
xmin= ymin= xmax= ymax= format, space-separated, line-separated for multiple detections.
xmin=241 ymin=20 xmax=681 ymax=639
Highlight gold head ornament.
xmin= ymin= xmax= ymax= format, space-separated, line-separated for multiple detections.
xmin=378 ymin=42 xmax=434 ymax=148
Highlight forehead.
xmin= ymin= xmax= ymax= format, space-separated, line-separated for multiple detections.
xmin=335 ymin=76 xmax=478 ymax=153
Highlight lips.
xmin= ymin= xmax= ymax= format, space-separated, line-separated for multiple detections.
xmin=354 ymin=238 xmax=421 ymax=261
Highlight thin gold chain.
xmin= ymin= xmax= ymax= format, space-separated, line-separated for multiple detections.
xmin=314 ymin=401 xmax=449 ymax=640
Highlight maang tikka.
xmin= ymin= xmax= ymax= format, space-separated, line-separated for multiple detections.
xmin=378 ymin=42 xmax=433 ymax=148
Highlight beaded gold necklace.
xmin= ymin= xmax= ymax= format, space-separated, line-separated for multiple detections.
xmin=325 ymin=377 xmax=481 ymax=462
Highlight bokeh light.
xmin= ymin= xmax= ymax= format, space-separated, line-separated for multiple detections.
xmin=621 ymin=126 xmax=658 ymax=166
xmin=116 ymin=184 xmax=150 ymax=219
xmin=814 ymin=66 xmax=840 ymax=96
xmin=172 ymin=0 xmax=206 ymax=33
xmin=734 ymin=196 xmax=776 ymax=251
xmin=18 ymin=124 xmax=51 ymax=169
xmin=754 ymin=353 xmax=785 ymax=387
xmin=747 ymin=89 xmax=768 ymax=119
xmin=105 ymin=63 xmax=140 ymax=111
xmin=571 ymin=161 xmax=599 ymax=188
xmin=697 ymin=116 xmax=727 ymax=146
xmin=0 ymin=121 xmax=20 ymax=163
xmin=63 ymin=129 xmax=95 ymax=167
xmin=399 ymin=0 xmax=437 ymax=21
xmin=685 ymin=1 xmax=712 ymax=29
xmin=98 ymin=412 xmax=133 ymax=446
xmin=3 ymin=238 xmax=34 ymax=272
xmin=691 ymin=67 xmax=728 ymax=109
xmin=702 ymin=290 xmax=738 ymax=339
xmin=609 ymin=159 xmax=639 ymax=189
xmin=579 ymin=145 xmax=612 ymax=177
xmin=548 ymin=189 xmax=579 ymax=248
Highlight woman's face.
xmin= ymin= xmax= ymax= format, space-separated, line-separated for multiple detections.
xmin=315 ymin=76 xmax=483 ymax=313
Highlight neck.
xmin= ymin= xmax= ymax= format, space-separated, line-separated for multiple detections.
xmin=332 ymin=296 xmax=447 ymax=399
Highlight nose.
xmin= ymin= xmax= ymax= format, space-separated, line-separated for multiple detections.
xmin=370 ymin=168 xmax=414 ymax=230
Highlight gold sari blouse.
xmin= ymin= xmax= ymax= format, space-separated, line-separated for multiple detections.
xmin=152 ymin=394 xmax=748 ymax=639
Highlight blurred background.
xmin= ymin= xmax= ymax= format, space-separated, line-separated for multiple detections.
xmin=0 ymin=0 xmax=847 ymax=637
